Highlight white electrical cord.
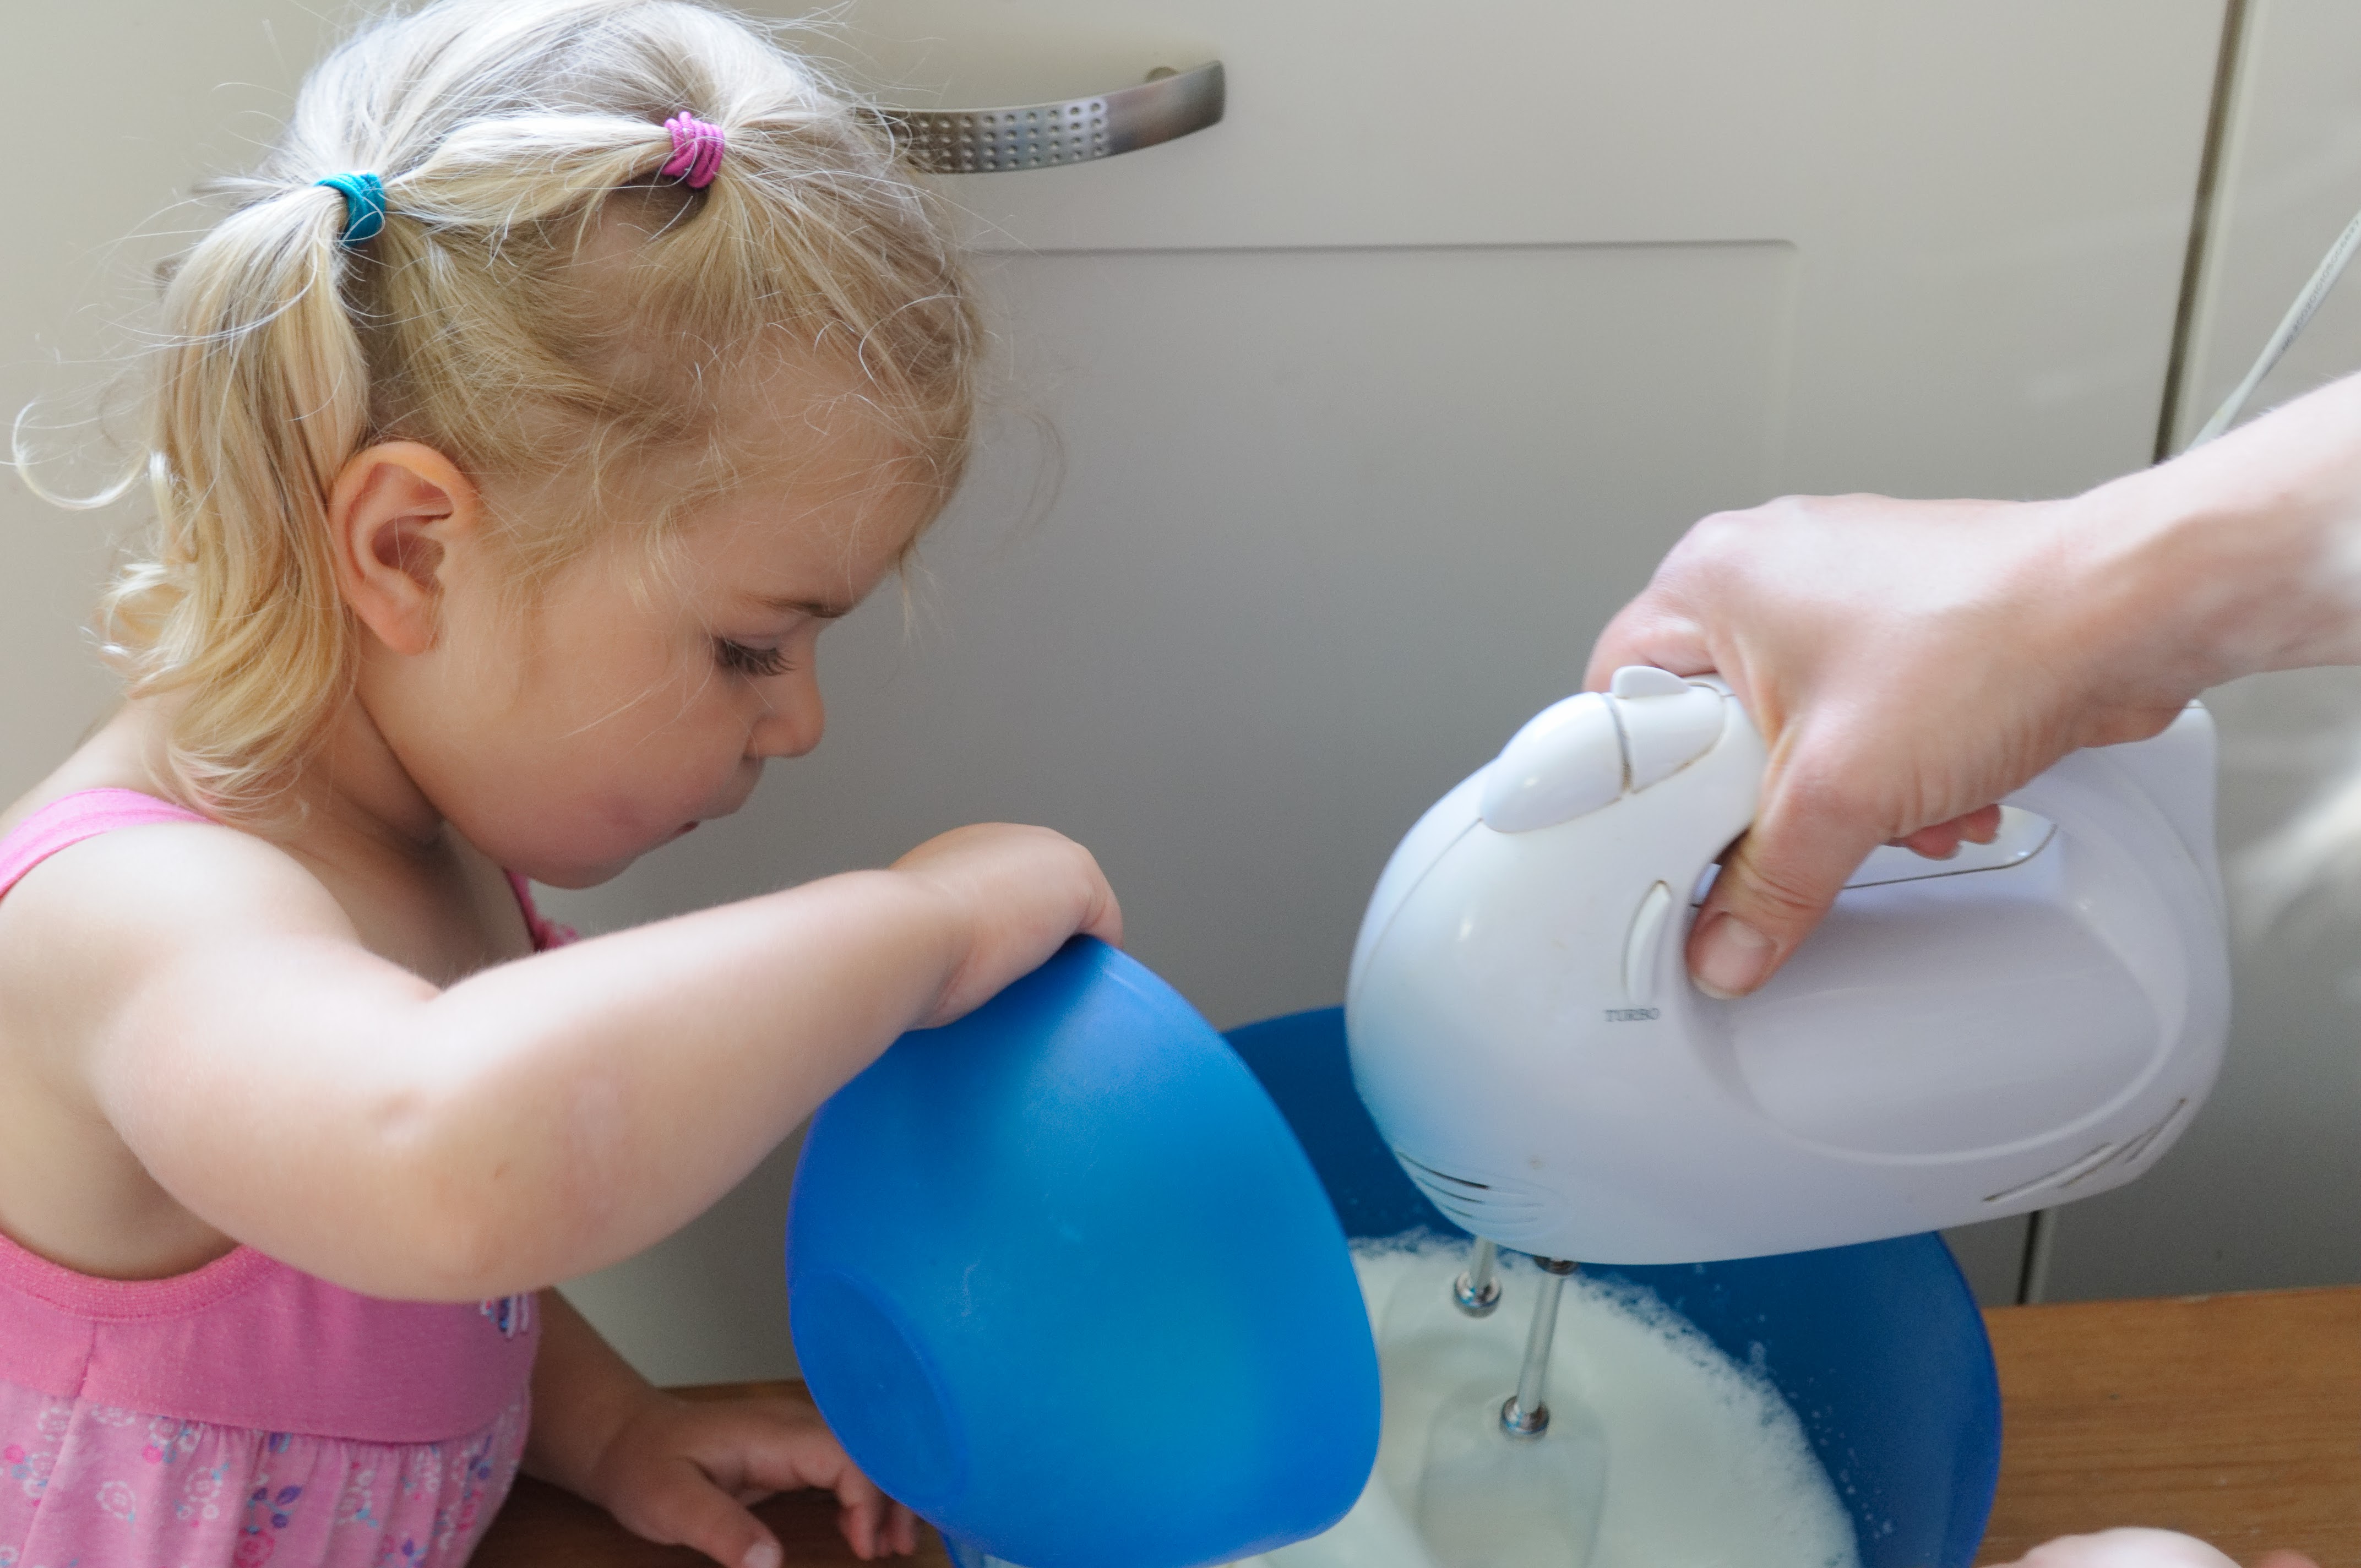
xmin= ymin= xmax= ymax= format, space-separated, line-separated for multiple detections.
xmin=2189 ymin=199 xmax=2361 ymax=448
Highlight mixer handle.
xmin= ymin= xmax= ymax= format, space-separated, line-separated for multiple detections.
xmin=1996 ymin=706 xmax=2216 ymax=879
xmin=1993 ymin=703 xmax=2223 ymax=933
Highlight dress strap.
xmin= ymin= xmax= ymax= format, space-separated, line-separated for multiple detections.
xmin=0 ymin=790 xmax=575 ymax=951
xmin=504 ymin=870 xmax=579 ymax=951
xmin=0 ymin=787 xmax=211 ymax=903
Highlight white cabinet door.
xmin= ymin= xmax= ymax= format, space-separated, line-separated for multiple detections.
xmin=553 ymin=3 xmax=2228 ymax=1375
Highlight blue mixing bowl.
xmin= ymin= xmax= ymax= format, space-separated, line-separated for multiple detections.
xmin=788 ymin=940 xmax=1381 ymax=1568
xmin=1227 ymin=1007 xmax=2004 ymax=1568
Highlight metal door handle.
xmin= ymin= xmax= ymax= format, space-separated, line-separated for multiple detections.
xmin=884 ymin=61 xmax=1224 ymax=173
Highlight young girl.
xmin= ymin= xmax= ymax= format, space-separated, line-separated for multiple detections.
xmin=0 ymin=3 xmax=1120 ymax=1566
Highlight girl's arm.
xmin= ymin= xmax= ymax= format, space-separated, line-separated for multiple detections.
xmin=525 ymin=1291 xmax=919 ymax=1566
xmin=1587 ymin=368 xmax=2361 ymax=997
xmin=12 ymin=820 xmax=1115 ymax=1300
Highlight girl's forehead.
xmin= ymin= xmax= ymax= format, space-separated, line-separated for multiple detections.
xmin=677 ymin=443 xmax=938 ymax=597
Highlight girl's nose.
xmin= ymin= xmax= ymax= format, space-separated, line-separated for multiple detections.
xmin=749 ymin=667 xmax=825 ymax=760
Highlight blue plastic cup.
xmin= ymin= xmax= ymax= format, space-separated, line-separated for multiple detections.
xmin=787 ymin=939 xmax=1383 ymax=1568
xmin=1226 ymin=1008 xmax=2004 ymax=1568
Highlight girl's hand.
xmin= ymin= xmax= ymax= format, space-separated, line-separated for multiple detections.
xmin=585 ymin=1390 xmax=921 ymax=1566
xmin=891 ymin=823 xmax=1123 ymax=1026
xmin=1991 ymin=1528 xmax=2315 ymax=1568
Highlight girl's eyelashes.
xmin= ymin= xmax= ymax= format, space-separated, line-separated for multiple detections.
xmin=713 ymin=637 xmax=794 ymax=679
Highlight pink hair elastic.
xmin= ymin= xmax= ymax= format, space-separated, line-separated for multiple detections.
xmin=661 ymin=112 xmax=726 ymax=189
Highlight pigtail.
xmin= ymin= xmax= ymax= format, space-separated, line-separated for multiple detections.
xmin=107 ymin=182 xmax=373 ymax=815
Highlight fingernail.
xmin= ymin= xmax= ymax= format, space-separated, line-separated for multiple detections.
xmin=1693 ymin=913 xmax=1775 ymax=999
xmin=744 ymin=1543 xmax=783 ymax=1568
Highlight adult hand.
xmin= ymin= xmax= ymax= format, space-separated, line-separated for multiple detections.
xmin=1589 ymin=371 xmax=2361 ymax=996
xmin=1586 ymin=493 xmax=2183 ymax=997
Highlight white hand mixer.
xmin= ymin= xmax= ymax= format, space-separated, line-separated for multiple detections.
xmin=1337 ymin=669 xmax=2228 ymax=1567
xmin=1349 ymin=666 xmax=2228 ymax=1266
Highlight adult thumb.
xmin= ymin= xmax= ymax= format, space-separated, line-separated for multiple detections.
xmin=1686 ymin=787 xmax=1881 ymax=998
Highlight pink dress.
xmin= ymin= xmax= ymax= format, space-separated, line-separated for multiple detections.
xmin=0 ymin=791 xmax=556 ymax=1568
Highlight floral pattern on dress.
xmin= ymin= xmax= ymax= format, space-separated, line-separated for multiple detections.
xmin=0 ymin=1379 xmax=529 ymax=1568
xmin=333 ymin=1464 xmax=379 ymax=1531
xmin=96 ymin=1477 xmax=138 ymax=1523
xmin=477 ymin=1293 xmax=534 ymax=1341
xmin=177 ymin=1461 xmax=231 ymax=1525
xmin=144 ymin=1417 xmax=203 ymax=1468
xmin=2 ymin=1401 xmax=70 ymax=1504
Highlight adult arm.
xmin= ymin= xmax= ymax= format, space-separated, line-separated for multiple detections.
xmin=1588 ymin=370 xmax=2361 ymax=997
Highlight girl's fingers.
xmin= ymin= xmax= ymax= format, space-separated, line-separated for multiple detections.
xmin=705 ymin=1406 xmax=901 ymax=1560
xmin=614 ymin=1457 xmax=783 ymax=1568
xmin=834 ymin=1490 xmax=921 ymax=1559
xmin=1077 ymin=876 xmax=1125 ymax=948
xmin=837 ymin=1493 xmax=880 ymax=1559
xmin=603 ymin=1400 xmax=916 ymax=1564
xmin=832 ymin=1471 xmax=901 ymax=1560
xmin=889 ymin=1500 xmax=922 ymax=1555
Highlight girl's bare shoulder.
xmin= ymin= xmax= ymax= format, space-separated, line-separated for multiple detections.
xmin=0 ymin=706 xmax=357 ymax=962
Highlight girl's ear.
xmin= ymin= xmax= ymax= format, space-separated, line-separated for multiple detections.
xmin=328 ymin=442 xmax=481 ymax=657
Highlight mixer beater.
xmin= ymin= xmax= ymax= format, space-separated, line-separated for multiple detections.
xmin=1418 ymin=1249 xmax=1607 ymax=1568
xmin=1498 ymin=1257 xmax=1575 ymax=1436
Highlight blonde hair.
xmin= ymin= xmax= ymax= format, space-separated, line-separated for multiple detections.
xmin=50 ymin=0 xmax=976 ymax=818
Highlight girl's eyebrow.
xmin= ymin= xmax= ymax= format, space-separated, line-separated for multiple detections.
xmin=747 ymin=592 xmax=853 ymax=619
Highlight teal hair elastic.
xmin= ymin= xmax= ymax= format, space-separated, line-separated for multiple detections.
xmin=315 ymin=172 xmax=387 ymax=247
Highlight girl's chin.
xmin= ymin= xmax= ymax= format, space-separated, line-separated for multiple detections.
xmin=530 ymin=843 xmax=665 ymax=890
xmin=522 ymin=818 xmax=716 ymax=889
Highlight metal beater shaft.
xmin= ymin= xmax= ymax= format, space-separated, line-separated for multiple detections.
xmin=1454 ymin=1237 xmax=1502 ymax=1316
xmin=1500 ymin=1257 xmax=1577 ymax=1438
